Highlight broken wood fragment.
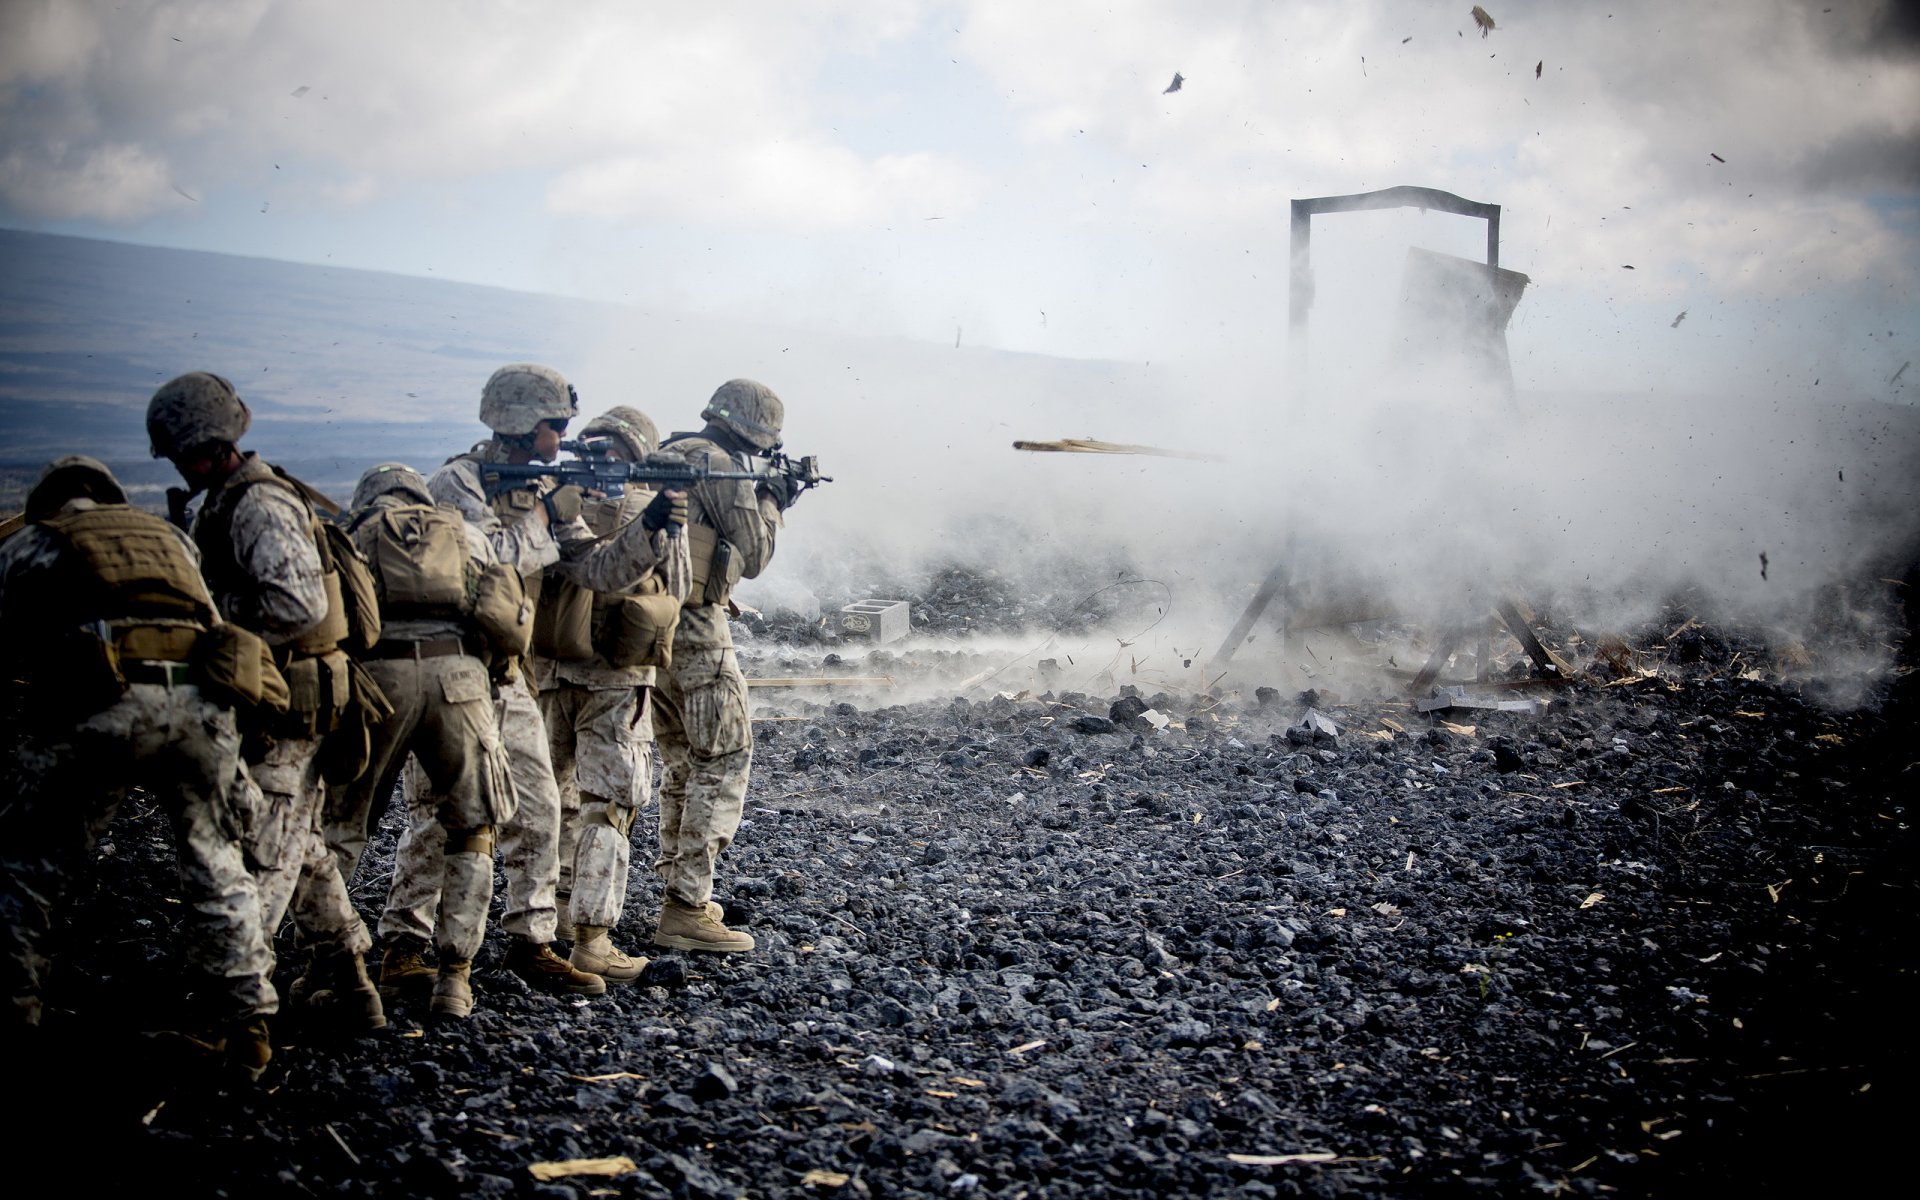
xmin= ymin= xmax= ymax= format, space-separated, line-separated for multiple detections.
xmin=1012 ymin=437 xmax=1221 ymax=460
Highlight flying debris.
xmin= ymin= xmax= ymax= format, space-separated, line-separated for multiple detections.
xmin=1012 ymin=438 xmax=1222 ymax=461
xmin=1759 ymin=551 xmax=1769 ymax=581
xmin=292 ymin=85 xmax=310 ymax=98
xmin=1535 ymin=60 xmax=1542 ymax=78
xmin=1891 ymin=361 xmax=1910 ymax=385
xmin=1403 ymin=36 xmax=1412 ymax=43
xmin=1710 ymin=152 xmax=1725 ymax=163
xmin=1163 ymin=72 xmax=1184 ymax=94
xmin=171 ymin=184 xmax=199 ymax=203
xmin=1671 ymin=310 xmax=1687 ymax=328
xmin=1472 ymin=6 xmax=1496 ymax=37
xmin=1622 ymin=264 xmax=1635 ymax=270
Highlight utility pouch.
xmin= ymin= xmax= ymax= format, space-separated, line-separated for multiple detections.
xmin=191 ymin=624 xmax=291 ymax=716
xmin=595 ymin=592 xmax=681 ymax=669
xmin=533 ymin=575 xmax=596 ymax=661
xmin=280 ymin=648 xmax=352 ymax=739
xmin=116 ymin=624 xmax=201 ymax=664
xmin=472 ymin=562 xmax=533 ymax=662
xmin=321 ymin=522 xmax=383 ymax=654
xmin=317 ymin=657 xmax=395 ymax=785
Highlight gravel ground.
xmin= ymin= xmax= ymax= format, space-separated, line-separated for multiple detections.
xmin=18 ymin=575 xmax=1916 ymax=1199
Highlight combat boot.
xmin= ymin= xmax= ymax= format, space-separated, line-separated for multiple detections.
xmin=378 ymin=937 xmax=437 ymax=1000
xmin=569 ymin=926 xmax=647 ymax=984
xmin=430 ymin=960 xmax=473 ymax=1019
xmin=505 ymin=938 xmax=607 ymax=996
xmin=653 ymin=899 xmax=755 ymax=953
xmin=227 ymin=1017 xmax=272 ymax=1083
xmin=287 ymin=948 xmax=387 ymax=1032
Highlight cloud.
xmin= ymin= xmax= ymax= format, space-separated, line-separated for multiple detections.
xmin=550 ymin=142 xmax=982 ymax=227
xmin=0 ymin=141 xmax=174 ymax=220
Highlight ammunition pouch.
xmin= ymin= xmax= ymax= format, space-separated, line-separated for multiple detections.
xmin=595 ymin=592 xmax=681 ymax=669
xmin=190 ymin=624 xmax=291 ymax=717
xmin=532 ymin=575 xmax=596 ymax=661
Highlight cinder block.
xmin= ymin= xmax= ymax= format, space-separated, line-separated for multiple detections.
xmin=841 ymin=599 xmax=910 ymax=644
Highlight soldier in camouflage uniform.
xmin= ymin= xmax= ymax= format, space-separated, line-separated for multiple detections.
xmin=531 ymin=407 xmax=691 ymax=983
xmin=146 ymin=372 xmax=385 ymax=1032
xmin=0 ymin=457 xmax=276 ymax=1078
xmin=652 ymin=380 xmax=797 ymax=953
xmin=324 ymin=464 xmax=521 ymax=1019
xmin=380 ymin=365 xmax=687 ymax=997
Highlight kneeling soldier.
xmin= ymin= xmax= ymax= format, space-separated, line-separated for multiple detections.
xmin=0 ymin=457 xmax=277 ymax=1077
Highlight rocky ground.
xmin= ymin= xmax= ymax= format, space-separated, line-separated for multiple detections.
xmin=19 ymin=567 xmax=1918 ymax=1199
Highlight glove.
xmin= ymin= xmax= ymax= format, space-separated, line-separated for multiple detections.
xmin=542 ymin=485 xmax=584 ymax=524
xmin=759 ymin=471 xmax=797 ymax=512
xmin=641 ymin=489 xmax=689 ymax=533
xmin=166 ymin=486 xmax=195 ymax=529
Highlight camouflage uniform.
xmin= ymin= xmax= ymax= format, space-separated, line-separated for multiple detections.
xmin=0 ymin=491 xmax=275 ymax=1030
xmin=384 ymin=449 xmax=682 ymax=948
xmin=192 ymin=455 xmax=372 ymax=961
xmin=652 ymin=431 xmax=781 ymax=914
xmin=324 ymin=476 xmax=516 ymax=967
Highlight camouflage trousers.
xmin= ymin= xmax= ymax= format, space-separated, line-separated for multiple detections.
xmin=247 ymin=733 xmax=373 ymax=958
xmin=324 ymin=653 xmax=514 ymax=962
xmin=2 ymin=683 xmax=276 ymax=1026
xmin=384 ymin=672 xmax=560 ymax=945
xmin=652 ymin=645 xmax=752 ymax=910
xmin=541 ymin=683 xmax=652 ymax=929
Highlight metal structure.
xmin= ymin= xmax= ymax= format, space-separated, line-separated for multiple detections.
xmin=1288 ymin=184 xmax=1502 ymax=349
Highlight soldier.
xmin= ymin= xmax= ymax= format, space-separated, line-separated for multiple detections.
xmin=323 ymin=464 xmax=522 ymax=1019
xmin=0 ymin=457 xmax=277 ymax=1077
xmin=652 ymin=380 xmax=798 ymax=953
xmin=145 ymin=372 xmax=385 ymax=1032
xmin=378 ymin=365 xmax=686 ymax=997
xmin=531 ymin=407 xmax=691 ymax=982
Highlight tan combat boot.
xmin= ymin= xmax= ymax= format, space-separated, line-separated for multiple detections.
xmin=430 ymin=959 xmax=473 ymax=1019
xmin=504 ymin=938 xmax=607 ymax=996
xmin=227 ymin=1017 xmax=272 ymax=1083
xmin=289 ymin=949 xmax=387 ymax=1031
xmin=378 ymin=938 xmax=437 ymax=1000
xmin=653 ymin=899 xmax=755 ymax=953
xmin=569 ymin=926 xmax=647 ymax=984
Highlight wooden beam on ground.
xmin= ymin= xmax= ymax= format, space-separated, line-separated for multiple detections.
xmin=1207 ymin=561 xmax=1293 ymax=674
xmin=1408 ymin=626 xmax=1466 ymax=695
xmin=1495 ymin=597 xmax=1572 ymax=676
xmin=746 ymin=676 xmax=897 ymax=689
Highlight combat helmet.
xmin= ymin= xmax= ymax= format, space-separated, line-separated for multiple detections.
xmin=479 ymin=363 xmax=578 ymax=436
xmin=701 ymin=379 xmax=783 ymax=453
xmin=25 ymin=455 xmax=128 ymax=522
xmin=351 ymin=462 xmax=436 ymax=511
xmin=581 ymin=406 xmax=659 ymax=461
xmin=147 ymin=372 xmax=251 ymax=459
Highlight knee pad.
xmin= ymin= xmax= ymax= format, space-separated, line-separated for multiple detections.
xmin=447 ymin=825 xmax=496 ymax=856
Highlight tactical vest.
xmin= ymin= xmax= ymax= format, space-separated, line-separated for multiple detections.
xmin=530 ymin=488 xmax=674 ymax=666
xmin=37 ymin=505 xmax=214 ymax=652
xmin=193 ymin=454 xmax=351 ymax=659
xmin=660 ymin=433 xmax=747 ymax=607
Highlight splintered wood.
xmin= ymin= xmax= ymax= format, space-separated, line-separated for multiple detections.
xmin=1012 ymin=437 xmax=1221 ymax=460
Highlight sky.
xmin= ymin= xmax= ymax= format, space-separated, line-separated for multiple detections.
xmin=2 ymin=0 xmax=1916 ymax=399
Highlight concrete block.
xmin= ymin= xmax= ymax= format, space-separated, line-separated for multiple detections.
xmin=841 ymin=599 xmax=911 ymax=644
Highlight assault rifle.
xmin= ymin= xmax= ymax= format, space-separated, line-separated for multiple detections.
xmin=480 ymin=444 xmax=832 ymax=506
